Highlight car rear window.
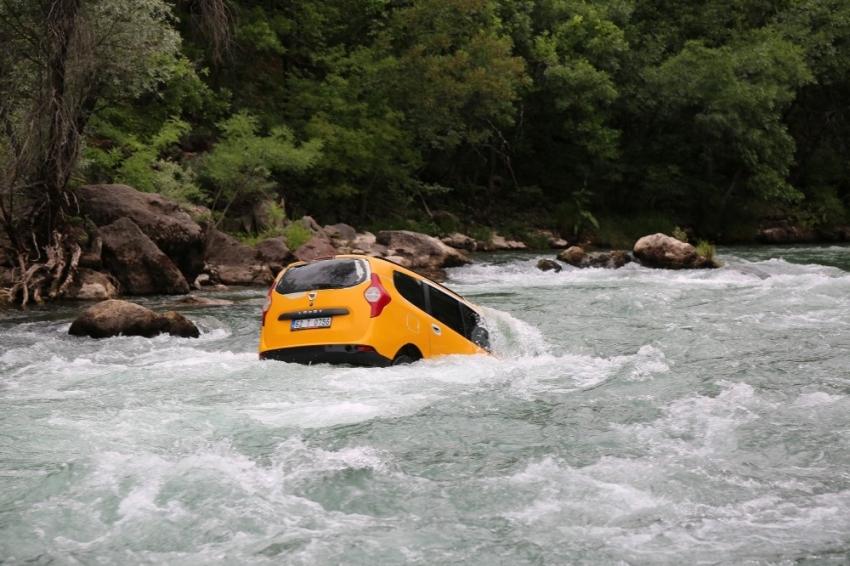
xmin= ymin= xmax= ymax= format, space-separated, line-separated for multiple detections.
xmin=275 ymin=259 xmax=368 ymax=294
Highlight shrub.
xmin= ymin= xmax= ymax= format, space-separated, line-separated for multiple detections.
xmin=696 ymin=239 xmax=722 ymax=267
xmin=281 ymin=222 xmax=313 ymax=250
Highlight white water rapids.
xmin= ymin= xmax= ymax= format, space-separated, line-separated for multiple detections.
xmin=1 ymin=246 xmax=849 ymax=564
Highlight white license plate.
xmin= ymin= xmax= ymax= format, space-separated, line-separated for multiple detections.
xmin=291 ymin=317 xmax=332 ymax=330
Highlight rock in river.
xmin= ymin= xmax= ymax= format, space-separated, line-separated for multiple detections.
xmin=68 ymin=299 xmax=200 ymax=339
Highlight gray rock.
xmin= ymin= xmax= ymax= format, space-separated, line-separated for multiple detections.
xmin=376 ymin=230 xmax=471 ymax=270
xmin=557 ymin=247 xmax=632 ymax=269
xmin=73 ymin=184 xmax=206 ymax=282
xmin=255 ymin=237 xmax=294 ymax=274
xmin=100 ymin=218 xmax=190 ymax=295
xmin=588 ymin=250 xmax=633 ymax=269
xmin=557 ymin=246 xmax=587 ymax=267
xmin=78 ymin=236 xmax=103 ymax=270
xmin=205 ymin=229 xmax=274 ymax=286
xmin=297 ymin=216 xmax=328 ymax=239
xmin=68 ymin=299 xmax=199 ymax=339
xmin=634 ymin=233 xmax=715 ymax=269
xmin=441 ymin=233 xmax=477 ymax=252
xmin=537 ymin=259 xmax=562 ymax=273
xmin=384 ymin=255 xmax=413 ymax=268
xmin=353 ymin=232 xmax=377 ymax=247
xmin=324 ymin=223 xmax=358 ymax=242
xmin=294 ymin=236 xmax=337 ymax=262
xmin=62 ymin=268 xmax=118 ymax=301
xmin=491 ymin=234 xmax=528 ymax=250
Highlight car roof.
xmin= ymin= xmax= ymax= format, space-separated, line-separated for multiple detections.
xmin=288 ymin=254 xmax=475 ymax=306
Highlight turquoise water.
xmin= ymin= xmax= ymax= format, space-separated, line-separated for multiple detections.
xmin=1 ymin=246 xmax=849 ymax=564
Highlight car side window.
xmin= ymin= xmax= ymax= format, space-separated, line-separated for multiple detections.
xmin=427 ymin=285 xmax=465 ymax=337
xmin=393 ymin=271 xmax=427 ymax=312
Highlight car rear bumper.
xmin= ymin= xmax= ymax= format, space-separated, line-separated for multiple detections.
xmin=259 ymin=345 xmax=392 ymax=367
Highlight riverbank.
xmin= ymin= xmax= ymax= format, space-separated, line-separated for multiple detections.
xmin=2 ymin=183 xmax=847 ymax=307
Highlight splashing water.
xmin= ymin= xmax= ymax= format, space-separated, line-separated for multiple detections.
xmin=2 ymin=246 xmax=850 ymax=564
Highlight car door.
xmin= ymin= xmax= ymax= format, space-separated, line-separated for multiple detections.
xmin=391 ymin=270 xmax=430 ymax=357
xmin=425 ymin=283 xmax=472 ymax=357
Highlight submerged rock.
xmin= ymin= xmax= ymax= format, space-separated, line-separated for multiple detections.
xmin=68 ymin=299 xmax=200 ymax=339
xmin=557 ymin=247 xmax=633 ymax=269
xmin=557 ymin=246 xmax=587 ymax=267
xmin=536 ymin=258 xmax=563 ymax=273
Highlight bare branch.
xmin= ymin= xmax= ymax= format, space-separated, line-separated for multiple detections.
xmin=178 ymin=0 xmax=234 ymax=61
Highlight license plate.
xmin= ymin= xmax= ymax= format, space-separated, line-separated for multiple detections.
xmin=291 ymin=317 xmax=332 ymax=330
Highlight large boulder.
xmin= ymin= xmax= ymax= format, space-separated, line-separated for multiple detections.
xmin=255 ymin=237 xmax=294 ymax=274
xmin=350 ymin=232 xmax=388 ymax=257
xmin=99 ymin=218 xmax=191 ymax=295
xmin=324 ymin=223 xmax=358 ymax=243
xmin=294 ymin=236 xmax=337 ymax=262
xmin=205 ymin=229 xmax=274 ymax=286
xmin=72 ymin=184 xmax=206 ymax=282
xmin=297 ymin=216 xmax=328 ymax=239
xmin=633 ymin=233 xmax=714 ymax=269
xmin=68 ymin=299 xmax=200 ymax=339
xmin=376 ymin=230 xmax=471 ymax=270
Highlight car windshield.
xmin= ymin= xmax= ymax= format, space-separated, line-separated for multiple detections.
xmin=275 ymin=258 xmax=368 ymax=294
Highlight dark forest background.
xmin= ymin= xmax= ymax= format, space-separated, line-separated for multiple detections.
xmin=3 ymin=0 xmax=850 ymax=251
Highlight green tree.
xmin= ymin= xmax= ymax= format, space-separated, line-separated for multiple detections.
xmin=639 ymin=31 xmax=811 ymax=217
xmin=194 ymin=111 xmax=322 ymax=227
xmin=0 ymin=0 xmax=181 ymax=303
xmin=508 ymin=0 xmax=628 ymax=215
xmin=376 ymin=0 xmax=527 ymax=217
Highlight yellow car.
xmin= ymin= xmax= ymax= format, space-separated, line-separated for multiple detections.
xmin=259 ymin=255 xmax=490 ymax=366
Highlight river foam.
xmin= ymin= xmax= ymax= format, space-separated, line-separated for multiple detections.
xmin=2 ymin=246 xmax=850 ymax=564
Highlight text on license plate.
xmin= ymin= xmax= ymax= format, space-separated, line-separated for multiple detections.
xmin=291 ymin=317 xmax=332 ymax=330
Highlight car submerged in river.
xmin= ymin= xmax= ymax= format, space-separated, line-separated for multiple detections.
xmin=259 ymin=255 xmax=490 ymax=366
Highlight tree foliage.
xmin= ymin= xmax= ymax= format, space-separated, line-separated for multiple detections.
xmin=6 ymin=0 xmax=850 ymax=303
xmin=0 ymin=0 xmax=180 ymax=246
xmin=196 ymin=112 xmax=322 ymax=226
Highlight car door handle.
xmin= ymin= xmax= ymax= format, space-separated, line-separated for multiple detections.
xmin=431 ymin=324 xmax=442 ymax=336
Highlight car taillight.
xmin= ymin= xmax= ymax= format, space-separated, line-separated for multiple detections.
xmin=364 ymin=273 xmax=391 ymax=317
xmin=261 ymin=287 xmax=273 ymax=326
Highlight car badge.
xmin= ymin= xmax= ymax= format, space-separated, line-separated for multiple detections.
xmin=308 ymin=292 xmax=317 ymax=301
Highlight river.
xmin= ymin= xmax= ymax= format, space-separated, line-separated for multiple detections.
xmin=1 ymin=246 xmax=849 ymax=564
